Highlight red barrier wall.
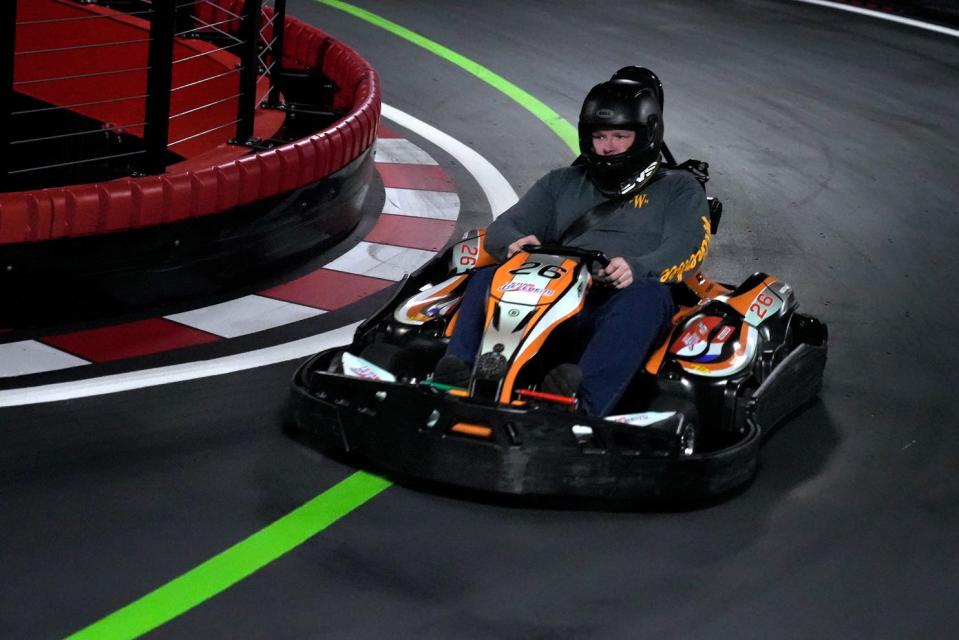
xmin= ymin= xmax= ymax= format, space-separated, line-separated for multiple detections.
xmin=0 ymin=1 xmax=380 ymax=245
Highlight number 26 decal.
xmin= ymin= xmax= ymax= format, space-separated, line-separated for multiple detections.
xmin=458 ymin=243 xmax=479 ymax=266
xmin=508 ymin=262 xmax=567 ymax=279
xmin=749 ymin=293 xmax=776 ymax=318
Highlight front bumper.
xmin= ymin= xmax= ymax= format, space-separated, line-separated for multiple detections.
xmin=289 ymin=350 xmax=760 ymax=503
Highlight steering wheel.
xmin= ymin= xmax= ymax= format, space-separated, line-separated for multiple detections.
xmin=520 ymin=244 xmax=611 ymax=269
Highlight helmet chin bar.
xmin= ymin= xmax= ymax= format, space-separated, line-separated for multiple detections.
xmin=617 ymin=159 xmax=661 ymax=195
xmin=587 ymin=157 xmax=661 ymax=197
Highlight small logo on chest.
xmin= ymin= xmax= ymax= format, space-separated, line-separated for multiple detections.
xmin=631 ymin=193 xmax=650 ymax=209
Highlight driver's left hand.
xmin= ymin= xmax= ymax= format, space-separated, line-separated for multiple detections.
xmin=597 ymin=257 xmax=633 ymax=289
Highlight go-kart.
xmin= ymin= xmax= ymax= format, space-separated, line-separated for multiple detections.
xmin=289 ymin=165 xmax=828 ymax=503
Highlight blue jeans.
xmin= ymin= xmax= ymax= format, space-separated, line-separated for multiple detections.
xmin=446 ymin=266 xmax=674 ymax=416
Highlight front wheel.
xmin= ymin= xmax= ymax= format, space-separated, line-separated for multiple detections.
xmin=677 ymin=419 xmax=698 ymax=457
xmin=649 ymin=396 xmax=699 ymax=457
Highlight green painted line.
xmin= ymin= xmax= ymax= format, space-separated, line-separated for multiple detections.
xmin=317 ymin=0 xmax=579 ymax=154
xmin=67 ymin=471 xmax=391 ymax=640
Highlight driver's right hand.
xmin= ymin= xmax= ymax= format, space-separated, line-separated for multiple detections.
xmin=507 ymin=234 xmax=541 ymax=258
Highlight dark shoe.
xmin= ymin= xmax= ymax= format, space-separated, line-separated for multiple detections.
xmin=542 ymin=363 xmax=582 ymax=397
xmin=433 ymin=355 xmax=471 ymax=388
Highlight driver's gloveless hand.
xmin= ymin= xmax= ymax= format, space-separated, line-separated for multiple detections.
xmin=597 ymin=257 xmax=634 ymax=289
xmin=507 ymin=234 xmax=541 ymax=258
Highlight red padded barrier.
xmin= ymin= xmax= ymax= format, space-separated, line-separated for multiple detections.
xmin=262 ymin=151 xmax=286 ymax=200
xmin=26 ymin=195 xmax=53 ymax=243
xmin=47 ymin=191 xmax=69 ymax=239
xmin=276 ymin=146 xmax=301 ymax=194
xmin=293 ymin=139 xmax=317 ymax=186
xmin=344 ymin=118 xmax=362 ymax=164
xmin=161 ymin=174 xmax=193 ymax=224
xmin=312 ymin=134 xmax=332 ymax=180
xmin=1 ymin=1 xmax=380 ymax=244
xmin=190 ymin=169 xmax=220 ymax=217
xmin=99 ymin=183 xmax=134 ymax=233
xmin=63 ymin=187 xmax=103 ymax=237
xmin=236 ymin=155 xmax=263 ymax=206
xmin=0 ymin=200 xmax=31 ymax=244
xmin=327 ymin=127 xmax=347 ymax=175
xmin=132 ymin=180 xmax=164 ymax=228
xmin=214 ymin=164 xmax=242 ymax=211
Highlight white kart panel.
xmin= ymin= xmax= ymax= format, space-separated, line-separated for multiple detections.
xmin=341 ymin=352 xmax=396 ymax=382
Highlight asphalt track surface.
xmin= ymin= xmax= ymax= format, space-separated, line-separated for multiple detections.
xmin=2 ymin=1 xmax=958 ymax=637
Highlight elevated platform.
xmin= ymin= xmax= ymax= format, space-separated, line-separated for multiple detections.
xmin=0 ymin=0 xmax=381 ymax=327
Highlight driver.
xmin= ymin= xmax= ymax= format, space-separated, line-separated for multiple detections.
xmin=435 ymin=66 xmax=711 ymax=417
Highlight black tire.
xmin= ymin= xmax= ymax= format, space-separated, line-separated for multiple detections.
xmin=359 ymin=343 xmax=416 ymax=377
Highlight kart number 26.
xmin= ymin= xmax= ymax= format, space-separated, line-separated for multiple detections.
xmin=509 ymin=262 xmax=567 ymax=279
xmin=750 ymin=292 xmax=776 ymax=318
xmin=458 ymin=243 xmax=479 ymax=266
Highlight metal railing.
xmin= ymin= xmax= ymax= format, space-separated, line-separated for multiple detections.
xmin=0 ymin=0 xmax=289 ymax=190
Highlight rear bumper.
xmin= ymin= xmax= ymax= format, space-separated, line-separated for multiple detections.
xmin=749 ymin=340 xmax=827 ymax=434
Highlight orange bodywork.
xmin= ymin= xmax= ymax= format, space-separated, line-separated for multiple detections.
xmin=452 ymin=230 xmax=499 ymax=272
xmin=644 ymin=304 xmax=702 ymax=375
xmin=725 ymin=276 xmax=778 ymax=317
xmin=683 ymin=269 xmax=732 ymax=300
xmin=486 ymin=253 xmax=584 ymax=403
xmin=402 ymin=274 xmax=468 ymax=323
xmin=677 ymin=323 xmax=752 ymax=374
xmin=444 ymin=310 xmax=459 ymax=337
xmin=450 ymin=422 xmax=493 ymax=438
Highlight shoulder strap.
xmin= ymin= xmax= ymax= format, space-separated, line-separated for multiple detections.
xmin=559 ymin=169 xmax=669 ymax=244
xmin=558 ymin=196 xmax=621 ymax=244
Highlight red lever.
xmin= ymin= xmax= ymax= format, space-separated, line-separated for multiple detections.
xmin=515 ymin=389 xmax=578 ymax=406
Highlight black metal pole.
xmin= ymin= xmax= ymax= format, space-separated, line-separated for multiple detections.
xmin=0 ymin=0 xmax=17 ymax=190
xmin=266 ymin=0 xmax=286 ymax=108
xmin=234 ymin=0 xmax=262 ymax=144
xmin=143 ymin=0 xmax=176 ymax=175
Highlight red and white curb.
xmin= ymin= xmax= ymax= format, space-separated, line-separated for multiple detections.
xmin=0 ymin=125 xmax=458 ymax=379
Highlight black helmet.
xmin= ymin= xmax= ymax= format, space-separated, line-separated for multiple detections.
xmin=578 ymin=66 xmax=665 ymax=196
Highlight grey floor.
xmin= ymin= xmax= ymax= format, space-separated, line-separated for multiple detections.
xmin=2 ymin=1 xmax=957 ymax=637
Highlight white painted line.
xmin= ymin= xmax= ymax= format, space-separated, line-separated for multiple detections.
xmin=789 ymin=0 xmax=959 ymax=38
xmin=0 ymin=323 xmax=360 ymax=408
xmin=382 ymin=187 xmax=460 ymax=220
xmin=381 ymin=103 xmax=518 ymax=218
xmin=0 ymin=340 xmax=90 ymax=378
xmin=3 ymin=104 xmax=515 ymax=405
xmin=324 ymin=241 xmax=435 ymax=281
xmin=374 ymin=138 xmax=439 ymax=165
xmin=164 ymin=295 xmax=325 ymax=338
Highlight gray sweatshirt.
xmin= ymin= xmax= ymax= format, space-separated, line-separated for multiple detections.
xmin=485 ymin=165 xmax=711 ymax=283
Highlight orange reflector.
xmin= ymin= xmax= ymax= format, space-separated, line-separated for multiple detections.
xmin=515 ymin=389 xmax=578 ymax=406
xmin=447 ymin=388 xmax=469 ymax=398
xmin=450 ymin=422 xmax=493 ymax=438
